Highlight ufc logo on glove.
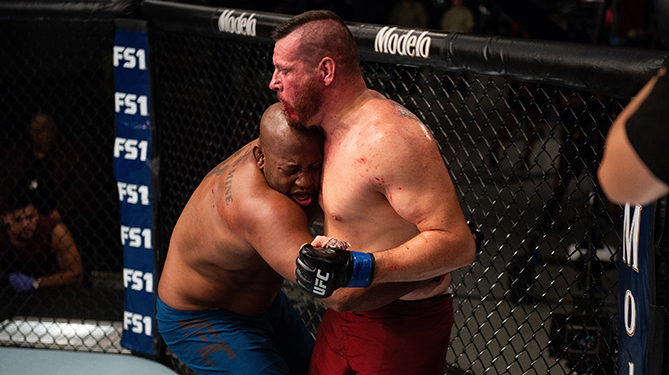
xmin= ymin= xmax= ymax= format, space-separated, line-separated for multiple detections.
xmin=313 ymin=269 xmax=330 ymax=296
xmin=296 ymin=243 xmax=375 ymax=298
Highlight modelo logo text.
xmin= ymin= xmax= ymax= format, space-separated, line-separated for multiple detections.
xmin=375 ymin=27 xmax=431 ymax=59
xmin=218 ymin=9 xmax=256 ymax=37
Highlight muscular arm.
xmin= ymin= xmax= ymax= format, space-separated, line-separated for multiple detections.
xmin=366 ymin=115 xmax=475 ymax=283
xmin=321 ymin=278 xmax=434 ymax=312
xmin=237 ymin=176 xmax=432 ymax=310
xmin=599 ymin=70 xmax=669 ymax=205
xmin=241 ymin=189 xmax=431 ymax=307
xmin=237 ymin=188 xmax=315 ymax=283
xmin=230 ymin=141 xmax=446 ymax=311
xmin=42 ymin=222 xmax=83 ymax=287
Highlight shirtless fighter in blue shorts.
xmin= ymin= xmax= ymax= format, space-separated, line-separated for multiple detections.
xmin=156 ymin=103 xmax=320 ymax=374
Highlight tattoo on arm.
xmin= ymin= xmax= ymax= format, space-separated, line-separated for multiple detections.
xmin=204 ymin=144 xmax=251 ymax=179
xmin=205 ymin=163 xmax=229 ymax=179
xmin=202 ymin=144 xmax=252 ymax=206
xmin=224 ymin=169 xmax=235 ymax=205
xmin=390 ymin=100 xmax=421 ymax=122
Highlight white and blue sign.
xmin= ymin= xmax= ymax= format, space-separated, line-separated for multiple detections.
xmin=113 ymin=25 xmax=155 ymax=355
xmin=618 ymin=203 xmax=653 ymax=375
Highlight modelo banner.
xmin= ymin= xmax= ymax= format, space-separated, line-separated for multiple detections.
xmin=141 ymin=0 xmax=665 ymax=100
xmin=113 ymin=20 xmax=155 ymax=355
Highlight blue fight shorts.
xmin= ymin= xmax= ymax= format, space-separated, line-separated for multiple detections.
xmin=156 ymin=291 xmax=314 ymax=375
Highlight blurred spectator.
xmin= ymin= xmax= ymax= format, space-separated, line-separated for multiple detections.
xmin=440 ymin=0 xmax=474 ymax=33
xmin=539 ymin=91 xmax=617 ymax=260
xmin=389 ymin=0 xmax=428 ymax=29
xmin=0 ymin=113 xmax=91 ymax=226
xmin=488 ymin=26 xmax=543 ymax=170
xmin=613 ymin=0 xmax=651 ymax=48
xmin=488 ymin=80 xmax=547 ymax=170
xmin=1 ymin=193 xmax=83 ymax=294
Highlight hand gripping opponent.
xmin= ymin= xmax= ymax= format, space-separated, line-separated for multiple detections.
xmin=296 ymin=240 xmax=375 ymax=298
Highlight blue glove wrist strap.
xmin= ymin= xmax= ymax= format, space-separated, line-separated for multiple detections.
xmin=348 ymin=251 xmax=375 ymax=287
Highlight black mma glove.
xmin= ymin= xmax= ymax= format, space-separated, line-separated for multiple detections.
xmin=467 ymin=220 xmax=484 ymax=254
xmin=296 ymin=244 xmax=375 ymax=298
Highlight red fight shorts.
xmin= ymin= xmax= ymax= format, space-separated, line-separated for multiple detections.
xmin=309 ymin=293 xmax=454 ymax=375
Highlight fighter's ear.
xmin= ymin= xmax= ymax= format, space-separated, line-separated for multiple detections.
xmin=320 ymin=57 xmax=335 ymax=87
xmin=253 ymin=144 xmax=265 ymax=170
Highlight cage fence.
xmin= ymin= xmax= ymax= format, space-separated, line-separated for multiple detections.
xmin=1 ymin=18 xmax=125 ymax=353
xmin=151 ymin=28 xmax=626 ymax=374
xmin=0 ymin=4 xmax=661 ymax=375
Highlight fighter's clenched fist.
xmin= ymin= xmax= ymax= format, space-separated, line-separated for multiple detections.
xmin=296 ymin=236 xmax=375 ymax=298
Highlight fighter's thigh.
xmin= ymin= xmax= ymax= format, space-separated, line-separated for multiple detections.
xmin=268 ymin=292 xmax=315 ymax=371
xmin=347 ymin=308 xmax=454 ymax=374
xmin=308 ymin=310 xmax=355 ymax=375
xmin=159 ymin=315 xmax=294 ymax=375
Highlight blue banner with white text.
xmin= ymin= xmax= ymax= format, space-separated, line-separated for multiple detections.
xmin=113 ymin=24 xmax=155 ymax=355
xmin=618 ymin=204 xmax=653 ymax=375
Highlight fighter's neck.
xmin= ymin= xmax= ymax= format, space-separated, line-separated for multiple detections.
xmin=319 ymin=84 xmax=372 ymax=138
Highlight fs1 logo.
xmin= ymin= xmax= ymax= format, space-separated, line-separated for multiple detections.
xmin=115 ymin=92 xmax=149 ymax=117
xmin=114 ymin=138 xmax=149 ymax=161
xmin=118 ymin=182 xmax=150 ymax=205
xmin=313 ymin=269 xmax=330 ymax=296
xmin=124 ymin=311 xmax=152 ymax=335
xmin=121 ymin=226 xmax=152 ymax=249
xmin=123 ymin=268 xmax=154 ymax=293
xmin=113 ymin=46 xmax=147 ymax=70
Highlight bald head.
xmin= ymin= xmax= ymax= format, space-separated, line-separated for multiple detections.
xmin=259 ymin=103 xmax=290 ymax=151
xmin=258 ymin=102 xmax=323 ymax=153
xmin=272 ymin=10 xmax=361 ymax=78
xmin=255 ymin=102 xmax=324 ymax=208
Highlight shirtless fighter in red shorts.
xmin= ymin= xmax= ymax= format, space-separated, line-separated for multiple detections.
xmin=269 ymin=10 xmax=477 ymax=375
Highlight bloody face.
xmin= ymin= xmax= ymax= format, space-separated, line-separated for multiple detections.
xmin=269 ymin=35 xmax=323 ymax=129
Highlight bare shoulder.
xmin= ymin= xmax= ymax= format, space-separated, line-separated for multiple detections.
xmin=225 ymin=159 xmax=305 ymax=233
xmin=204 ymin=140 xmax=256 ymax=181
xmin=215 ymin=152 xmax=265 ymax=217
xmin=362 ymin=97 xmax=436 ymax=152
xmin=50 ymin=221 xmax=77 ymax=252
xmin=386 ymin=99 xmax=422 ymax=123
xmin=51 ymin=220 xmax=71 ymax=238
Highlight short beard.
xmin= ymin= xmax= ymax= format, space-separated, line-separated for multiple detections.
xmin=286 ymin=77 xmax=323 ymax=130
xmin=14 ymin=229 xmax=34 ymax=244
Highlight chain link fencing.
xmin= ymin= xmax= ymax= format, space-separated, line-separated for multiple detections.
xmin=150 ymin=27 xmax=627 ymax=374
xmin=0 ymin=18 xmax=125 ymax=352
xmin=0 ymin=2 xmax=666 ymax=374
